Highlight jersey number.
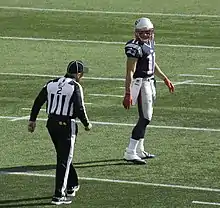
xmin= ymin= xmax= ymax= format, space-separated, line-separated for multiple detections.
xmin=57 ymin=87 xmax=62 ymax=94
xmin=147 ymin=52 xmax=155 ymax=73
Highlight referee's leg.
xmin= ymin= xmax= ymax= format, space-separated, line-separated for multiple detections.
xmin=67 ymin=123 xmax=79 ymax=190
xmin=47 ymin=118 xmax=77 ymax=197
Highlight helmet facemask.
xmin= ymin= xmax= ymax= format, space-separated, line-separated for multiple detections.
xmin=135 ymin=28 xmax=154 ymax=43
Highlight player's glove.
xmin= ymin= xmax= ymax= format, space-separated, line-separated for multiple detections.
xmin=164 ymin=78 xmax=175 ymax=93
xmin=85 ymin=123 xmax=92 ymax=131
xmin=123 ymin=92 xmax=132 ymax=109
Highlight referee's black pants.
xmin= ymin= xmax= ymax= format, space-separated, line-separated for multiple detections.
xmin=46 ymin=115 xmax=79 ymax=197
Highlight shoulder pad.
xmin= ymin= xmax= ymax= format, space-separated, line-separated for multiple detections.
xmin=125 ymin=39 xmax=142 ymax=58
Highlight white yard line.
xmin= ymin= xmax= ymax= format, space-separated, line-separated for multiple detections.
xmin=0 ymin=171 xmax=219 ymax=193
xmin=0 ymin=115 xmax=220 ymax=132
xmin=0 ymin=72 xmax=124 ymax=81
xmin=10 ymin=116 xmax=29 ymax=121
xmin=0 ymin=36 xmax=220 ymax=49
xmin=0 ymin=72 xmax=57 ymax=78
xmin=82 ymin=77 xmax=124 ymax=81
xmin=89 ymin=93 xmax=123 ymax=98
xmin=117 ymin=80 xmax=191 ymax=87
xmin=0 ymin=6 xmax=220 ymax=18
xmin=179 ymin=74 xmax=214 ymax=78
xmin=192 ymin=201 xmax=220 ymax=206
xmin=173 ymin=80 xmax=193 ymax=85
xmin=186 ymin=82 xmax=220 ymax=87
xmin=207 ymin=68 xmax=220 ymax=70
xmin=0 ymin=36 xmax=123 ymax=45
xmin=0 ymin=72 xmax=219 ymax=86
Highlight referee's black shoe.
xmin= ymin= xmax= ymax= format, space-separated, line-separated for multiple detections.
xmin=51 ymin=196 xmax=72 ymax=205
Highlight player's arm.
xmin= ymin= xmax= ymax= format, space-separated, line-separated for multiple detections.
xmin=154 ymin=62 xmax=174 ymax=93
xmin=123 ymin=57 xmax=138 ymax=109
xmin=28 ymin=86 xmax=47 ymax=132
xmin=125 ymin=57 xmax=137 ymax=94
xmin=123 ymin=41 xmax=141 ymax=109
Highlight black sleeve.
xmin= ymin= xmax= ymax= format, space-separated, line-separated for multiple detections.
xmin=73 ymin=83 xmax=90 ymax=127
xmin=29 ymin=86 xmax=47 ymax=121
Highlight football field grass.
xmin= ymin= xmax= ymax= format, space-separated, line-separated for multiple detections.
xmin=0 ymin=0 xmax=220 ymax=207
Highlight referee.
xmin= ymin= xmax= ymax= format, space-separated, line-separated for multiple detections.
xmin=28 ymin=60 xmax=92 ymax=205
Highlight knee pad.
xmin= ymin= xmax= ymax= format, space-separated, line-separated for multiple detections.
xmin=132 ymin=118 xmax=150 ymax=139
xmin=142 ymin=118 xmax=150 ymax=127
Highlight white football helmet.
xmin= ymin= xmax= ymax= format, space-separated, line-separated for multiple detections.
xmin=134 ymin=17 xmax=154 ymax=42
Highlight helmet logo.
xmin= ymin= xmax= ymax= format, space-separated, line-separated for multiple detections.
xmin=135 ymin=19 xmax=141 ymax=26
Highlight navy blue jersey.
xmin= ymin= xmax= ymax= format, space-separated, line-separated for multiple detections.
xmin=125 ymin=39 xmax=155 ymax=78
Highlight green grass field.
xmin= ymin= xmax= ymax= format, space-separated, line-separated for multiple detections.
xmin=0 ymin=0 xmax=220 ymax=207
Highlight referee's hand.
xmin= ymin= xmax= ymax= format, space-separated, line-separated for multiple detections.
xmin=85 ymin=123 xmax=92 ymax=131
xmin=28 ymin=121 xmax=36 ymax=133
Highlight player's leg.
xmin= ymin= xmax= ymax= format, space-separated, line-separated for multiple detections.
xmin=123 ymin=81 xmax=152 ymax=164
xmin=136 ymin=80 xmax=155 ymax=159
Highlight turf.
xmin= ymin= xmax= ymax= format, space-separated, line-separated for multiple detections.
xmin=0 ymin=0 xmax=219 ymax=207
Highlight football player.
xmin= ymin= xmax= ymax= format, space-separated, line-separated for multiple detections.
xmin=123 ymin=17 xmax=174 ymax=164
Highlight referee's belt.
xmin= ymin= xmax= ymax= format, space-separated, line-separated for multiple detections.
xmin=48 ymin=114 xmax=75 ymax=121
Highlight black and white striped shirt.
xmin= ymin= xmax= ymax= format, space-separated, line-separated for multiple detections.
xmin=30 ymin=77 xmax=90 ymax=127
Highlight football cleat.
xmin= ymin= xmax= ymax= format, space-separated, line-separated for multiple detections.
xmin=124 ymin=151 xmax=146 ymax=165
xmin=137 ymin=151 xmax=155 ymax=159
xmin=67 ymin=185 xmax=80 ymax=197
xmin=51 ymin=196 xmax=72 ymax=205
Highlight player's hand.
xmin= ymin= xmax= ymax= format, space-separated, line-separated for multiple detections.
xmin=28 ymin=121 xmax=36 ymax=133
xmin=85 ymin=123 xmax=92 ymax=131
xmin=123 ymin=92 xmax=132 ymax=109
xmin=164 ymin=78 xmax=174 ymax=93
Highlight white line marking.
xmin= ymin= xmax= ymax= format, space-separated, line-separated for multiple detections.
xmin=0 ymin=116 xmax=17 ymax=119
xmin=207 ymin=68 xmax=220 ymax=70
xmin=0 ymin=6 xmax=220 ymax=18
xmin=186 ymin=82 xmax=220 ymax=87
xmin=0 ymin=36 xmax=220 ymax=49
xmin=0 ymin=115 xmax=220 ymax=132
xmin=179 ymin=74 xmax=214 ymax=78
xmin=173 ymin=80 xmax=193 ymax=85
xmin=89 ymin=93 xmax=123 ymax=98
xmin=0 ymin=72 xmax=57 ymax=78
xmin=0 ymin=72 xmax=125 ymax=81
xmin=21 ymin=106 xmax=220 ymax=114
xmin=91 ymin=121 xmax=220 ymax=132
xmin=0 ymin=171 xmax=220 ymax=192
xmin=0 ymin=72 xmax=219 ymax=86
xmin=192 ymin=201 xmax=220 ymax=206
xmin=10 ymin=116 xmax=29 ymax=121
xmin=82 ymin=77 xmax=124 ymax=81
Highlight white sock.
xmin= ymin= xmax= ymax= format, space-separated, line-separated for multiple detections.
xmin=137 ymin=138 xmax=145 ymax=152
xmin=127 ymin=138 xmax=139 ymax=152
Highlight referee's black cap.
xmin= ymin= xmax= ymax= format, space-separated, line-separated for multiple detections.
xmin=67 ymin=60 xmax=89 ymax=74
